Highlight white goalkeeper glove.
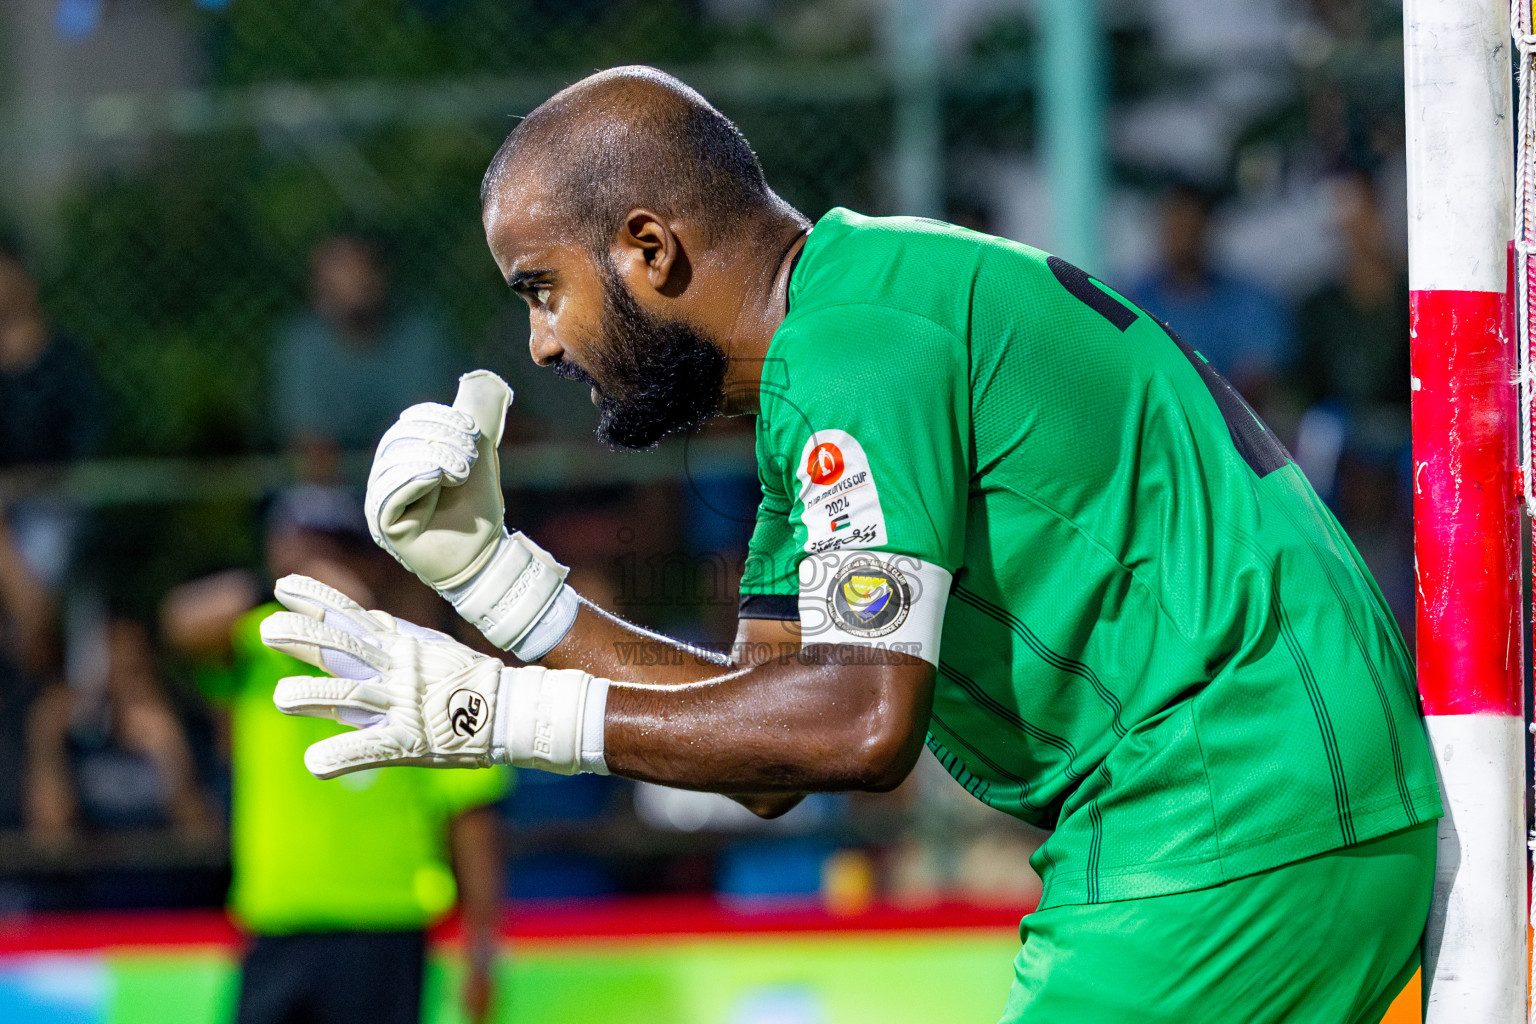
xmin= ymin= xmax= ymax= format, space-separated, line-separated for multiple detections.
xmin=365 ymin=370 xmax=579 ymax=660
xmin=260 ymin=574 xmax=609 ymax=779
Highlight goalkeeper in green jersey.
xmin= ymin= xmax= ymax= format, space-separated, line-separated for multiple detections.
xmin=261 ymin=67 xmax=1439 ymax=1023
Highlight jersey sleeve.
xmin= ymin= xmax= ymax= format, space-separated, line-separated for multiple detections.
xmin=740 ymin=304 xmax=969 ymax=663
xmin=739 ymin=436 xmax=802 ymax=615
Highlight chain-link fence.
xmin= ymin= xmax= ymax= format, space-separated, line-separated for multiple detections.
xmin=0 ymin=0 xmax=1053 ymax=623
xmin=5 ymin=0 xmax=1405 ymax=450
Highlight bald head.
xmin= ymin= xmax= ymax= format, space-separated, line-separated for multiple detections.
xmin=482 ymin=66 xmax=791 ymax=255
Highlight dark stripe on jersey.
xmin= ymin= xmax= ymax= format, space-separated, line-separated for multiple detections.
xmin=738 ymin=593 xmax=799 ymax=620
xmin=938 ymin=659 xmax=1087 ymax=782
xmin=1275 ymin=594 xmax=1356 ymax=846
xmin=1047 ymin=256 xmax=1139 ymax=331
xmin=1334 ymin=536 xmax=1419 ymax=705
xmin=1077 ymin=762 xmax=1113 ymax=904
xmin=928 ymin=710 xmax=1040 ymax=813
xmin=1218 ymin=510 xmax=1406 ymax=697
xmin=1085 ymin=275 xmax=1291 ymax=479
xmin=1217 ymin=519 xmax=1391 ymax=842
xmin=951 ymin=585 xmax=1128 ymax=738
xmin=1381 ymin=624 xmax=1419 ymax=705
xmin=1086 ymin=787 xmax=1107 ymax=904
xmin=1274 ymin=503 xmax=1414 ymax=821
xmin=1153 ymin=317 xmax=1291 ymax=478
xmin=925 ymin=732 xmax=994 ymax=804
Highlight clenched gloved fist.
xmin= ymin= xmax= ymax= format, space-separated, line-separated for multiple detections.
xmin=261 ymin=574 xmax=608 ymax=779
xmin=364 ymin=370 xmax=578 ymax=659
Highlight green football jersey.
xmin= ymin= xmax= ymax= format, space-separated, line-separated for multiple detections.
xmin=740 ymin=208 xmax=1441 ymax=908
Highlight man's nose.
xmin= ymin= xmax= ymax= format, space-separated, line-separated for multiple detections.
xmin=529 ymin=327 xmax=562 ymax=368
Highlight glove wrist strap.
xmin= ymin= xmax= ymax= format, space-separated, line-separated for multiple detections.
xmin=445 ymin=531 xmax=570 ymax=651
xmin=580 ymin=676 xmax=610 ymax=775
xmin=494 ymin=666 xmax=609 ymax=775
xmin=512 ymin=584 xmax=580 ymax=662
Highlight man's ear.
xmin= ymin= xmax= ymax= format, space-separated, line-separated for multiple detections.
xmin=614 ymin=209 xmax=691 ymax=298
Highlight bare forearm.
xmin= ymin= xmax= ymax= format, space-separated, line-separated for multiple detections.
xmin=160 ymin=570 xmax=258 ymax=659
xmin=449 ymin=808 xmax=503 ymax=958
xmin=0 ymin=522 xmax=55 ymax=672
xmin=602 ymin=649 xmax=932 ymax=794
xmin=450 ymin=809 xmax=501 ymax=1024
xmin=542 ymin=608 xmax=812 ymax=818
xmin=534 ymin=607 xmax=923 ymax=797
xmin=0 ymin=522 xmax=43 ymax=616
xmin=537 ymin=600 xmax=732 ymax=682
xmin=26 ymin=689 xmax=76 ymax=834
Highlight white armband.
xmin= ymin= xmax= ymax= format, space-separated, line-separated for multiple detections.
xmin=796 ymin=549 xmax=951 ymax=666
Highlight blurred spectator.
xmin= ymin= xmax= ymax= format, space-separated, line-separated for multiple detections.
xmin=0 ymin=508 xmax=56 ymax=680
xmin=24 ymin=618 xmax=216 ymax=846
xmin=0 ymin=511 xmax=55 ymax=831
xmin=272 ymin=235 xmax=462 ymax=478
xmin=677 ymin=417 xmax=758 ymax=645
xmin=0 ymin=245 xmax=103 ymax=587
xmin=1291 ymin=170 xmax=1414 ymax=637
xmin=1128 ymin=184 xmax=1293 ymax=403
xmin=162 ymin=486 xmax=507 ymax=1024
xmin=0 ymin=245 xmax=104 ymax=470
xmin=1294 ymin=171 xmax=1410 ymax=428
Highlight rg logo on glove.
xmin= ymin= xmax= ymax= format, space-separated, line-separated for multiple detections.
xmin=449 ymin=689 xmax=487 ymax=737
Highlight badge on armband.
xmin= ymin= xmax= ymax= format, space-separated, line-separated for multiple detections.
xmin=825 ymin=555 xmax=911 ymax=638
xmin=798 ymin=549 xmax=951 ymax=666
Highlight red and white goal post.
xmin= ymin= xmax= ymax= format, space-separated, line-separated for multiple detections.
xmin=1406 ymin=0 xmax=1531 ymax=1019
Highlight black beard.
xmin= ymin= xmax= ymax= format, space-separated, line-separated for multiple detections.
xmin=553 ymin=263 xmax=726 ymax=451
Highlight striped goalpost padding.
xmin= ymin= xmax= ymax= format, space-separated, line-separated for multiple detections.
xmin=1519 ymin=0 xmax=1536 ymax=1017
xmin=1407 ymin=0 xmax=1528 ymax=1020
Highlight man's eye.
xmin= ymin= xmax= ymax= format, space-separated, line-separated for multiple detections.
xmin=534 ymin=287 xmax=551 ymax=305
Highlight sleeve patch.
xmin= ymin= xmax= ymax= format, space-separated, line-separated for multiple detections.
xmin=794 ymin=429 xmax=888 ymax=554
xmin=797 ymin=550 xmax=952 ymax=666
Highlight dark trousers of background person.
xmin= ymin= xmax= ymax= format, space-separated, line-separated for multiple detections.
xmin=235 ymin=930 xmax=426 ymax=1024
